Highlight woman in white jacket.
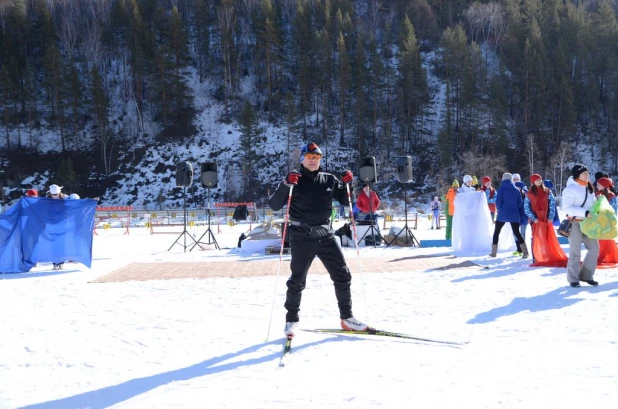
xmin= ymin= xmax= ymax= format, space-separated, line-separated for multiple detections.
xmin=561 ymin=164 xmax=599 ymax=287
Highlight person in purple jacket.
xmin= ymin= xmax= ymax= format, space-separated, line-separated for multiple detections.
xmin=489 ymin=173 xmax=528 ymax=258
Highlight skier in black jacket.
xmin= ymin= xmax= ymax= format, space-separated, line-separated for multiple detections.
xmin=269 ymin=142 xmax=369 ymax=337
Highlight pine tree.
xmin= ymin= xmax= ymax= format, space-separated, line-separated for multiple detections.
xmin=217 ymin=0 xmax=237 ymax=120
xmin=195 ymin=0 xmax=212 ymax=82
xmin=0 ymin=64 xmax=13 ymax=152
xmin=366 ymin=31 xmax=384 ymax=147
xmin=439 ymin=25 xmax=468 ymax=155
xmin=314 ymin=28 xmax=332 ymax=141
xmin=127 ymin=0 xmax=146 ymax=116
xmin=238 ymin=101 xmax=261 ymax=200
xmin=42 ymin=42 xmax=67 ymax=152
xmin=257 ymin=0 xmax=282 ymax=117
xmin=336 ymin=31 xmax=351 ymax=146
xmin=353 ymin=31 xmax=369 ymax=155
xmin=67 ymin=64 xmax=82 ymax=141
xmin=293 ymin=0 xmax=314 ymax=130
xmin=398 ymin=14 xmax=428 ymax=152
xmin=56 ymin=157 xmax=78 ymax=193
xmin=523 ymin=18 xmax=546 ymax=139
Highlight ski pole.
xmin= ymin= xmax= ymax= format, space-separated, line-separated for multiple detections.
xmin=345 ymin=182 xmax=369 ymax=322
xmin=265 ymin=183 xmax=294 ymax=341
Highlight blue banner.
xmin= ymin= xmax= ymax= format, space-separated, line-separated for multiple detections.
xmin=0 ymin=197 xmax=96 ymax=273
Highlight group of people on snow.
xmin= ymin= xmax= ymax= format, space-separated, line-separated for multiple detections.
xmin=448 ymin=165 xmax=618 ymax=288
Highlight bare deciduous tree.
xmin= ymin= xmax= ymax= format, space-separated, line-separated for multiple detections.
xmin=464 ymin=2 xmax=506 ymax=45
xmin=548 ymin=142 xmax=573 ymax=196
xmin=54 ymin=0 xmax=80 ymax=59
xmin=459 ymin=149 xmax=508 ymax=186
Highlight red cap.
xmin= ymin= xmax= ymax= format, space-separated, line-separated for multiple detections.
xmin=597 ymin=177 xmax=613 ymax=190
xmin=481 ymin=176 xmax=491 ymax=184
xmin=26 ymin=189 xmax=38 ymax=197
xmin=530 ymin=174 xmax=542 ymax=184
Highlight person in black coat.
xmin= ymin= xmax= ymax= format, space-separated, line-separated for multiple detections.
xmin=269 ymin=142 xmax=369 ymax=337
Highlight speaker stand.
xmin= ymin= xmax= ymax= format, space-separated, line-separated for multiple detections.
xmin=356 ymin=185 xmax=388 ymax=248
xmin=387 ymin=184 xmax=420 ymax=247
xmin=191 ymin=187 xmax=220 ymax=251
xmin=168 ymin=187 xmax=202 ymax=252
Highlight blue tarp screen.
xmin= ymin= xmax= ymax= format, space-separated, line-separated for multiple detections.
xmin=0 ymin=197 xmax=96 ymax=273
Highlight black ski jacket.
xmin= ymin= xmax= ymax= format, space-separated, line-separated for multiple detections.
xmin=269 ymin=165 xmax=349 ymax=225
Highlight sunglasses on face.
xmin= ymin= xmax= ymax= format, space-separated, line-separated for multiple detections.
xmin=305 ymin=153 xmax=322 ymax=160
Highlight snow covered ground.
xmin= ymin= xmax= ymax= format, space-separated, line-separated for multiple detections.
xmin=1 ymin=216 xmax=618 ymax=409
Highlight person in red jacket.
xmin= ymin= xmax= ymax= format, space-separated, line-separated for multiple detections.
xmin=595 ymin=177 xmax=618 ymax=268
xmin=356 ymin=184 xmax=381 ymax=221
xmin=481 ymin=176 xmax=497 ymax=221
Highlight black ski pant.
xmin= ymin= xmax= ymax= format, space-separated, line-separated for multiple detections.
xmin=492 ymin=221 xmax=525 ymax=249
xmin=285 ymin=227 xmax=353 ymax=322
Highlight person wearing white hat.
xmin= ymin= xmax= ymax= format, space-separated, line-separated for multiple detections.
xmin=68 ymin=193 xmax=80 ymax=200
xmin=46 ymin=184 xmax=66 ymax=200
xmin=46 ymin=183 xmax=66 ymax=270
xmin=458 ymin=175 xmax=476 ymax=193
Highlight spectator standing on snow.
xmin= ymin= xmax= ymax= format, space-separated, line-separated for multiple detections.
xmin=595 ymin=177 xmax=618 ymax=267
xmin=514 ymin=181 xmax=530 ymax=253
xmin=356 ymin=184 xmax=381 ymax=222
xmin=430 ymin=196 xmax=441 ymax=229
xmin=46 ymin=184 xmax=66 ymax=270
xmin=46 ymin=184 xmax=66 ymax=200
xmin=445 ymin=180 xmax=458 ymax=239
xmin=458 ymin=175 xmax=476 ymax=193
xmin=481 ymin=176 xmax=496 ymax=221
xmin=594 ymin=171 xmax=609 ymax=194
xmin=489 ymin=173 xmax=528 ymax=258
xmin=561 ymin=164 xmax=599 ymax=287
xmin=543 ymin=179 xmax=561 ymax=226
xmin=524 ymin=174 xmax=567 ymax=267
xmin=269 ymin=142 xmax=369 ymax=338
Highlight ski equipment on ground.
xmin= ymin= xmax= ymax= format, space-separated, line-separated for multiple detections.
xmin=304 ymin=328 xmax=469 ymax=346
xmin=278 ymin=336 xmax=293 ymax=367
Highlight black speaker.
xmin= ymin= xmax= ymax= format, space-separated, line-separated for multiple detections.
xmin=396 ymin=156 xmax=413 ymax=183
xmin=201 ymin=163 xmax=218 ymax=188
xmin=175 ymin=161 xmax=193 ymax=187
xmin=359 ymin=157 xmax=377 ymax=183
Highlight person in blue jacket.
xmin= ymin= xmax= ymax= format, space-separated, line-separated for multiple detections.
xmin=543 ymin=179 xmax=561 ymax=226
xmin=489 ymin=173 xmax=528 ymax=258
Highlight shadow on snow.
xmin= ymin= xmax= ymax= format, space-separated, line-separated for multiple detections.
xmin=468 ymin=281 xmax=618 ymax=324
xmin=18 ymin=336 xmax=363 ymax=409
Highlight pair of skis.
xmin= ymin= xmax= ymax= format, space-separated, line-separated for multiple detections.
xmin=278 ymin=328 xmax=469 ymax=367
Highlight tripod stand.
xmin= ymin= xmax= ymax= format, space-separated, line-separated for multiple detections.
xmin=387 ymin=184 xmax=420 ymax=247
xmin=357 ymin=185 xmax=388 ymax=248
xmin=168 ymin=187 xmax=201 ymax=252
xmin=191 ymin=187 xmax=220 ymax=251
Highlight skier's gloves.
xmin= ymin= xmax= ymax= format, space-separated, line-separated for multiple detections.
xmin=342 ymin=170 xmax=354 ymax=184
xmin=285 ymin=171 xmax=302 ymax=185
